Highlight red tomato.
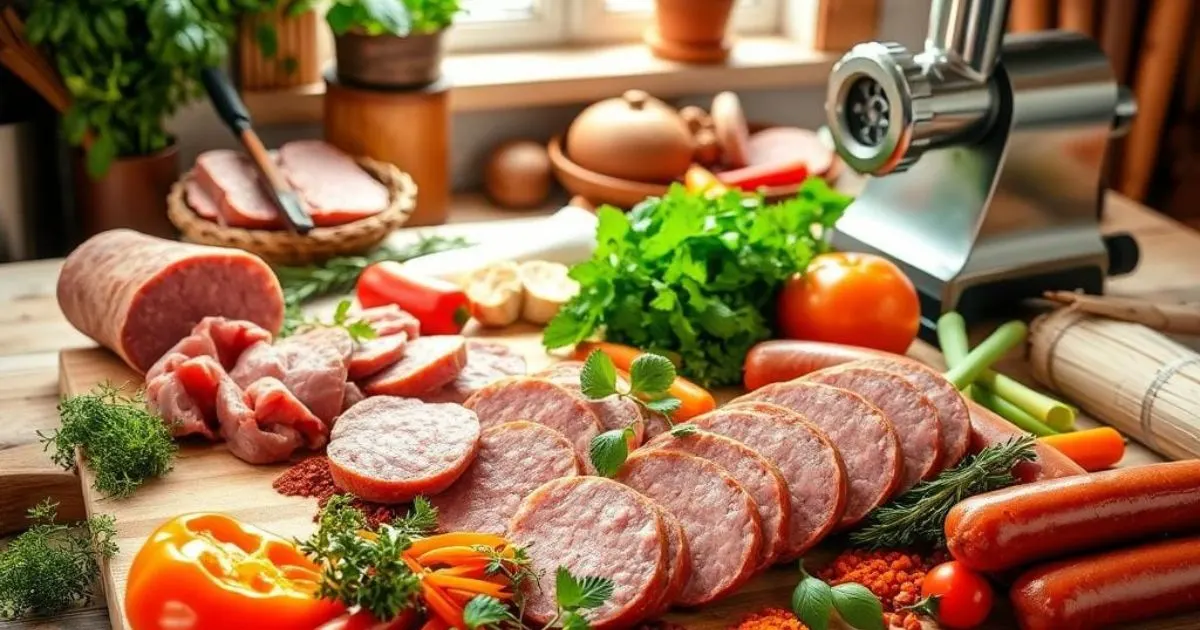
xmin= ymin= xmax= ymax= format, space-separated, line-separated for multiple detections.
xmin=776 ymin=252 xmax=920 ymax=354
xmin=918 ymin=561 xmax=994 ymax=628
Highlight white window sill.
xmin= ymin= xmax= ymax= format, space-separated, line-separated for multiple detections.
xmin=243 ymin=36 xmax=838 ymax=125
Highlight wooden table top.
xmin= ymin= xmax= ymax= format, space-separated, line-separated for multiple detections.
xmin=1 ymin=191 xmax=1197 ymax=630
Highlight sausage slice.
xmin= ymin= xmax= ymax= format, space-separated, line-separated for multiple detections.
xmin=327 ymin=397 xmax=481 ymax=503
xmin=362 ymin=335 xmax=468 ymax=397
xmin=422 ymin=341 xmax=527 ymax=404
xmin=538 ymin=361 xmax=646 ymax=448
xmin=507 ymin=477 xmax=669 ymax=629
xmin=464 ymin=377 xmax=603 ymax=470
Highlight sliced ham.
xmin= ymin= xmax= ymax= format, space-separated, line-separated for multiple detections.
xmin=244 ymin=378 xmax=328 ymax=449
xmin=194 ymin=150 xmax=284 ymax=229
xmin=147 ymin=317 xmax=273 ymax=381
xmin=216 ymin=379 xmax=305 ymax=465
xmin=347 ymin=333 xmax=408 ymax=381
xmin=278 ymin=141 xmax=390 ymax=226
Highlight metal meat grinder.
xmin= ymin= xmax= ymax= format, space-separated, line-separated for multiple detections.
xmin=825 ymin=0 xmax=1139 ymax=338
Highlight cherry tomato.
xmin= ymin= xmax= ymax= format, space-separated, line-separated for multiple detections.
xmin=917 ymin=561 xmax=994 ymax=628
xmin=776 ymin=252 xmax=920 ymax=354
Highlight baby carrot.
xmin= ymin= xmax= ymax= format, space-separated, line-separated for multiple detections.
xmin=1039 ymin=427 xmax=1126 ymax=471
xmin=445 ymin=588 xmax=478 ymax=606
xmin=435 ymin=563 xmax=490 ymax=579
xmin=572 ymin=341 xmax=715 ymax=420
xmin=421 ymin=582 xmax=465 ymax=630
xmin=425 ymin=573 xmax=513 ymax=599
xmin=407 ymin=533 xmax=507 ymax=557
xmin=416 ymin=546 xmax=490 ymax=567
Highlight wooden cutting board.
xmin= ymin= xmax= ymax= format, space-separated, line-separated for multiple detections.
xmin=57 ymin=333 xmax=1195 ymax=630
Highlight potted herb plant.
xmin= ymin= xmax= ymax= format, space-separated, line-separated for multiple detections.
xmin=646 ymin=0 xmax=737 ymax=63
xmin=25 ymin=1 xmax=244 ymax=239
xmin=238 ymin=0 xmax=324 ymax=90
xmin=330 ymin=0 xmax=462 ymax=89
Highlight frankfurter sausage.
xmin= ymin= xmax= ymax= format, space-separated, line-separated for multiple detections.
xmin=946 ymin=461 xmax=1200 ymax=572
xmin=742 ymin=340 xmax=1083 ymax=481
xmin=1011 ymin=535 xmax=1200 ymax=630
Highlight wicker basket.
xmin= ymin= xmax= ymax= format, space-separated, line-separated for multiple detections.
xmin=168 ymin=157 xmax=416 ymax=265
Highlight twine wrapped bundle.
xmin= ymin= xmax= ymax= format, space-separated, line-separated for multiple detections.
xmin=1030 ymin=308 xmax=1200 ymax=461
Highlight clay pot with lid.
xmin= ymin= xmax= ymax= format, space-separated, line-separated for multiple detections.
xmin=565 ymin=89 xmax=694 ymax=184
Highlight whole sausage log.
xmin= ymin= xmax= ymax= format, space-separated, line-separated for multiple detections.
xmin=742 ymin=340 xmax=1084 ymax=481
xmin=1011 ymin=535 xmax=1200 ymax=630
xmin=57 ymin=229 xmax=285 ymax=374
xmin=946 ymin=461 xmax=1200 ymax=572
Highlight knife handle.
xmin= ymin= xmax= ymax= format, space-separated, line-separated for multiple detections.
xmin=201 ymin=67 xmax=251 ymax=132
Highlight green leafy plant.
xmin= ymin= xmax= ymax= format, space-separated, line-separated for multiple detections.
xmin=792 ymin=561 xmax=884 ymax=630
xmin=24 ymin=0 xmax=258 ymax=178
xmin=0 ymin=500 xmax=118 ymax=620
xmin=543 ymin=180 xmax=852 ymax=387
xmin=246 ymin=0 xmax=321 ymax=74
xmin=326 ymin=0 xmax=461 ymax=36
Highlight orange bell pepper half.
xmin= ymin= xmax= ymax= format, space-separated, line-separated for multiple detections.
xmin=125 ymin=513 xmax=345 ymax=630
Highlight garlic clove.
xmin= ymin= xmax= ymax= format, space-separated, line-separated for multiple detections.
xmin=466 ymin=262 xmax=524 ymax=328
xmin=519 ymin=261 xmax=580 ymax=325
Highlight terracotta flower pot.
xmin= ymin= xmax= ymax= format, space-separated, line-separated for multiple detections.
xmin=237 ymin=9 xmax=323 ymax=90
xmin=647 ymin=0 xmax=737 ymax=63
xmin=335 ymin=30 xmax=445 ymax=89
xmin=74 ymin=144 xmax=179 ymax=240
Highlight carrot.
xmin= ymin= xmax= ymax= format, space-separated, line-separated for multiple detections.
xmin=406 ymin=533 xmax=507 ymax=557
xmin=401 ymin=553 xmax=425 ymax=574
xmin=435 ymin=563 xmax=491 ymax=579
xmin=1039 ymin=427 xmax=1126 ymax=472
xmin=416 ymin=546 xmax=490 ymax=567
xmin=425 ymin=573 xmax=513 ymax=599
xmin=421 ymin=582 xmax=465 ymax=630
xmin=571 ymin=341 xmax=716 ymax=420
xmin=445 ymin=588 xmax=478 ymax=606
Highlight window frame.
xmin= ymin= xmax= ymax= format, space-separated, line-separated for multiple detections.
xmin=444 ymin=0 xmax=570 ymax=52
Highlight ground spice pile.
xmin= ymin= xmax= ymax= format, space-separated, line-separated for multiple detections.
xmin=731 ymin=607 xmax=807 ymax=630
xmin=818 ymin=549 xmax=948 ymax=630
xmin=273 ymin=456 xmax=405 ymax=528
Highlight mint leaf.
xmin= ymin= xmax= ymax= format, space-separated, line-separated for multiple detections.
xmin=629 ymin=354 xmax=676 ymax=396
xmin=588 ymin=429 xmax=631 ymax=478
xmin=556 ymin=567 xmax=614 ymax=612
xmin=792 ymin=572 xmax=834 ymax=630
xmin=644 ymin=397 xmax=682 ymax=417
xmin=831 ymin=583 xmax=885 ymax=630
xmin=463 ymin=594 xmax=512 ymax=629
xmin=579 ymin=350 xmax=617 ymax=400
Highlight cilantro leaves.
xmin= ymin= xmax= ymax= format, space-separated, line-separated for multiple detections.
xmin=543 ymin=181 xmax=851 ymax=387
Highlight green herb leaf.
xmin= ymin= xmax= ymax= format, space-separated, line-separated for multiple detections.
xmin=669 ymin=424 xmax=697 ymax=437
xmin=463 ymin=594 xmax=513 ymax=629
xmin=831 ymin=583 xmax=886 ymax=630
xmin=579 ymin=350 xmax=618 ymax=400
xmin=588 ymin=429 xmax=630 ymax=478
xmin=391 ymin=496 xmax=438 ymax=537
xmin=628 ymin=354 xmax=676 ymax=396
xmin=792 ymin=571 xmax=834 ymax=630
xmin=556 ymin=567 xmax=614 ymax=612
xmin=561 ymin=611 xmax=591 ymax=630
xmin=644 ymin=397 xmax=682 ymax=417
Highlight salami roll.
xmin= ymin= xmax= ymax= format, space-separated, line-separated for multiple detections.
xmin=733 ymin=383 xmax=901 ymax=527
xmin=644 ymin=429 xmax=790 ymax=568
xmin=57 ymin=229 xmax=284 ymax=374
xmin=464 ymin=377 xmax=603 ymax=469
xmin=327 ymin=397 xmax=481 ymax=503
xmin=687 ymin=404 xmax=846 ymax=560
xmin=804 ymin=365 xmax=942 ymax=490
xmin=848 ymin=358 xmax=972 ymax=468
xmin=431 ymin=421 xmax=580 ymax=534
xmin=507 ymin=477 xmax=669 ymax=629
xmin=616 ymin=450 xmax=762 ymax=606
xmin=362 ymin=336 xmax=468 ymax=397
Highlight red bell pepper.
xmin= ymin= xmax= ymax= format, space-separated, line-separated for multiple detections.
xmin=718 ymin=160 xmax=810 ymax=191
xmin=356 ymin=262 xmax=471 ymax=335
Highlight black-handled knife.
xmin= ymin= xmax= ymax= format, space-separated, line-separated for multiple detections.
xmin=200 ymin=67 xmax=314 ymax=235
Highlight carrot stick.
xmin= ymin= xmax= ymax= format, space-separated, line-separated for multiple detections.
xmin=416 ymin=546 xmax=490 ymax=567
xmin=421 ymin=582 xmax=465 ymax=630
xmin=571 ymin=342 xmax=715 ymax=420
xmin=446 ymin=588 xmax=480 ymax=606
xmin=436 ymin=563 xmax=490 ymax=579
xmin=425 ymin=573 xmax=513 ymax=599
xmin=1039 ymin=427 xmax=1126 ymax=471
xmin=406 ymin=533 xmax=507 ymax=557
xmin=401 ymin=553 xmax=425 ymax=574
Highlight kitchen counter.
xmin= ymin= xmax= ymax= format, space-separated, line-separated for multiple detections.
xmin=0 ymin=191 xmax=1197 ymax=630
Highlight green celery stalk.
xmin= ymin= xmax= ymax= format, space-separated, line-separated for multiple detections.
xmin=971 ymin=384 xmax=1059 ymax=436
xmin=943 ymin=321 xmax=1028 ymax=391
xmin=936 ymin=312 xmax=1077 ymax=432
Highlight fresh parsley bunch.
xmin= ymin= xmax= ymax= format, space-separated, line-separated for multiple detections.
xmin=544 ymin=180 xmax=851 ymax=387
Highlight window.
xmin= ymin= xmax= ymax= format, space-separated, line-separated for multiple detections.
xmin=446 ymin=0 xmax=786 ymax=52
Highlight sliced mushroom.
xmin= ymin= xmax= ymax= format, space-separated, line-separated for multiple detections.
xmin=466 ymin=262 xmax=524 ymax=328
xmin=519 ymin=261 xmax=580 ymax=325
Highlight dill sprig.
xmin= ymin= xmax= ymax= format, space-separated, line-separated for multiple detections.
xmin=850 ymin=436 xmax=1037 ymax=549
xmin=40 ymin=384 xmax=177 ymax=499
xmin=0 ymin=500 xmax=117 ymax=620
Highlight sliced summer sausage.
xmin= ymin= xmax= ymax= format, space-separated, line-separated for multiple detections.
xmin=347 ymin=333 xmax=408 ymax=381
xmin=431 ymin=421 xmax=580 ymax=534
xmin=645 ymin=502 xmax=691 ymax=617
xmin=687 ymin=404 xmax=846 ymax=561
xmin=804 ymin=365 xmax=942 ymax=490
xmin=464 ymin=377 xmax=603 ymax=469
xmin=644 ymin=429 xmax=790 ymax=568
xmin=507 ymin=477 xmax=669 ymax=629
xmin=538 ymin=361 xmax=645 ymax=448
xmin=733 ymin=383 xmax=901 ymax=527
xmin=849 ymin=358 xmax=972 ymax=468
xmin=327 ymin=397 xmax=481 ymax=504
xmin=57 ymin=229 xmax=284 ymax=374
xmin=423 ymin=341 xmax=527 ymax=404
xmin=616 ymin=450 xmax=761 ymax=606
xmin=362 ymin=335 xmax=468 ymax=397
